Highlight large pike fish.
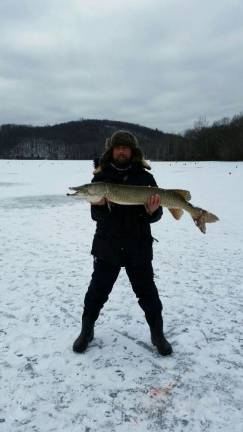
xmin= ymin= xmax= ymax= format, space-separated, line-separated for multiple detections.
xmin=67 ymin=182 xmax=219 ymax=234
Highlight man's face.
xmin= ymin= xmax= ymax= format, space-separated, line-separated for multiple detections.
xmin=112 ymin=145 xmax=132 ymax=165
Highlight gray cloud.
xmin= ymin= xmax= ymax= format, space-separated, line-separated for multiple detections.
xmin=0 ymin=0 xmax=243 ymax=133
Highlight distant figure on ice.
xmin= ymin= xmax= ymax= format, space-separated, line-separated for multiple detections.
xmin=73 ymin=130 xmax=172 ymax=356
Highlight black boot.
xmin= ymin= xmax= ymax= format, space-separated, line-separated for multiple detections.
xmin=149 ymin=316 xmax=173 ymax=356
xmin=73 ymin=317 xmax=95 ymax=353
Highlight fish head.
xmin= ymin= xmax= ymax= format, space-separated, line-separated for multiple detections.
xmin=68 ymin=182 xmax=107 ymax=203
xmin=86 ymin=182 xmax=107 ymax=202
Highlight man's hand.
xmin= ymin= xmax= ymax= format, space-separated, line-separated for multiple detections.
xmin=145 ymin=194 xmax=161 ymax=215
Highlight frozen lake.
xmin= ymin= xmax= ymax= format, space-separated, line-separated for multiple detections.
xmin=0 ymin=160 xmax=242 ymax=431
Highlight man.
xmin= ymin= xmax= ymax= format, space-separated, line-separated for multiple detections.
xmin=73 ymin=130 xmax=172 ymax=356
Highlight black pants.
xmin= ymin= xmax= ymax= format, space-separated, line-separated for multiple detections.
xmin=83 ymin=257 xmax=163 ymax=325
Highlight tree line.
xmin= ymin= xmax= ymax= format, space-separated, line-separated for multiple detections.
xmin=0 ymin=115 xmax=242 ymax=160
xmin=183 ymin=113 xmax=243 ymax=160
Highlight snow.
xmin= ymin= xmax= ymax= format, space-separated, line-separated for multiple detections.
xmin=0 ymin=160 xmax=242 ymax=432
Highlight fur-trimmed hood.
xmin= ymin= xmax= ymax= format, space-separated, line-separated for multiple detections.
xmin=93 ymin=129 xmax=151 ymax=174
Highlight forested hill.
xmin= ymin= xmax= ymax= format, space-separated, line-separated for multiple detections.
xmin=0 ymin=115 xmax=242 ymax=160
xmin=0 ymin=119 xmax=183 ymax=160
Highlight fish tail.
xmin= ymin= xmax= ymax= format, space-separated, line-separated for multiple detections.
xmin=195 ymin=208 xmax=219 ymax=223
xmin=203 ymin=211 xmax=219 ymax=223
xmin=192 ymin=208 xmax=219 ymax=234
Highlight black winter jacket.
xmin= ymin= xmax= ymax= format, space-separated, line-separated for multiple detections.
xmin=90 ymin=162 xmax=163 ymax=266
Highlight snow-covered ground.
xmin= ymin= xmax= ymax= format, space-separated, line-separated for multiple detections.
xmin=0 ymin=160 xmax=242 ymax=432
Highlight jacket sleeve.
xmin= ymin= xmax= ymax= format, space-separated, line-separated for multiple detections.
xmin=144 ymin=174 xmax=163 ymax=224
xmin=91 ymin=203 xmax=111 ymax=222
xmin=90 ymin=174 xmax=111 ymax=222
xmin=146 ymin=206 xmax=163 ymax=223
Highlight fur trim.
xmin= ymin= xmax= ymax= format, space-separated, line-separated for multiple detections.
xmin=93 ymin=129 xmax=151 ymax=174
xmin=93 ymin=148 xmax=151 ymax=174
xmin=105 ymin=130 xmax=139 ymax=150
xmin=93 ymin=161 xmax=151 ymax=174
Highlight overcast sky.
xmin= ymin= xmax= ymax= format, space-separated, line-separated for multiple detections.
xmin=0 ymin=0 xmax=243 ymax=133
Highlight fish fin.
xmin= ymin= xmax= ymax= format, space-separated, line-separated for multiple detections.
xmin=173 ymin=189 xmax=191 ymax=201
xmin=204 ymin=211 xmax=219 ymax=223
xmin=168 ymin=208 xmax=184 ymax=220
xmin=192 ymin=211 xmax=207 ymax=234
xmin=192 ymin=209 xmax=219 ymax=234
xmin=107 ymin=201 xmax=112 ymax=211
